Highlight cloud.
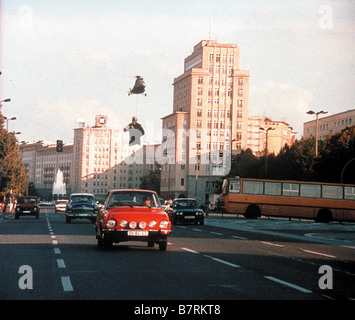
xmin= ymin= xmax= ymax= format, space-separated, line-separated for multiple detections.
xmin=249 ymin=82 xmax=314 ymax=137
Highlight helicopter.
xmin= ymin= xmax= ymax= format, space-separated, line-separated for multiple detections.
xmin=128 ymin=76 xmax=147 ymax=96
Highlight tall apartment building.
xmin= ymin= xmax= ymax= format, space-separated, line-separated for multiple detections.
xmin=161 ymin=40 xmax=250 ymax=202
xmin=303 ymin=109 xmax=355 ymax=141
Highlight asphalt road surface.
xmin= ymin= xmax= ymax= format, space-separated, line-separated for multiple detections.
xmin=1 ymin=208 xmax=354 ymax=303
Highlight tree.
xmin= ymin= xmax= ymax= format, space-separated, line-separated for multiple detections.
xmin=140 ymin=162 xmax=161 ymax=194
xmin=0 ymin=112 xmax=28 ymax=200
xmin=314 ymin=126 xmax=355 ymax=183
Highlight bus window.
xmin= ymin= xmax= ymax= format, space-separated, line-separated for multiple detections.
xmin=265 ymin=182 xmax=281 ymax=196
xmin=243 ymin=180 xmax=263 ymax=195
xmin=344 ymin=187 xmax=355 ymax=200
xmin=300 ymin=184 xmax=321 ymax=198
xmin=282 ymin=183 xmax=299 ymax=197
xmin=322 ymin=185 xmax=343 ymax=200
xmin=230 ymin=180 xmax=240 ymax=193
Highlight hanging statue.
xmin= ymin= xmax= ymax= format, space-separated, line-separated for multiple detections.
xmin=123 ymin=116 xmax=145 ymax=146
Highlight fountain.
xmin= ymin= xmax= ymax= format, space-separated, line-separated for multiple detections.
xmin=52 ymin=169 xmax=66 ymax=199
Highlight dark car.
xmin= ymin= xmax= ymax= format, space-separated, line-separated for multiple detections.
xmin=168 ymin=198 xmax=204 ymax=225
xmin=95 ymin=189 xmax=171 ymax=250
xmin=65 ymin=193 xmax=99 ymax=223
xmin=15 ymin=196 xmax=40 ymax=219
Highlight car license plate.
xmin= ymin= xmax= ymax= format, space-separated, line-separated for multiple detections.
xmin=184 ymin=216 xmax=195 ymax=219
xmin=128 ymin=230 xmax=149 ymax=236
xmin=23 ymin=211 xmax=31 ymax=213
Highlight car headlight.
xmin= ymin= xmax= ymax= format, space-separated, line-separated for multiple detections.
xmin=106 ymin=219 xmax=117 ymax=228
xmin=160 ymin=219 xmax=169 ymax=229
xmin=129 ymin=221 xmax=137 ymax=229
xmin=120 ymin=220 xmax=128 ymax=228
xmin=139 ymin=221 xmax=146 ymax=229
xmin=149 ymin=220 xmax=157 ymax=228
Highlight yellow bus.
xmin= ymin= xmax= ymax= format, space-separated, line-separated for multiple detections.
xmin=220 ymin=178 xmax=355 ymax=223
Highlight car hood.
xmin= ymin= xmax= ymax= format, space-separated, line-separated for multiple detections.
xmin=108 ymin=207 xmax=168 ymax=220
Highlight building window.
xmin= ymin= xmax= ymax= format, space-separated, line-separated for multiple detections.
xmin=238 ymin=78 xmax=244 ymax=85
xmin=198 ymin=76 xmax=203 ymax=84
xmin=181 ymin=178 xmax=184 ymax=186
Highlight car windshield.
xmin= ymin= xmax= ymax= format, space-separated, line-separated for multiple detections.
xmin=18 ymin=198 xmax=37 ymax=204
xmin=107 ymin=191 xmax=160 ymax=209
xmin=71 ymin=195 xmax=94 ymax=203
xmin=173 ymin=200 xmax=198 ymax=208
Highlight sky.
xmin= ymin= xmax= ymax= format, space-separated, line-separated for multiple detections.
xmin=0 ymin=0 xmax=354 ymax=144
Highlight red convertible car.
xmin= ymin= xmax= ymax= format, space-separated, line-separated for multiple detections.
xmin=95 ymin=189 xmax=171 ymax=250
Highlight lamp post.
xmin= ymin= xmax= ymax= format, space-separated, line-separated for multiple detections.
xmin=260 ymin=127 xmax=275 ymax=177
xmin=4 ymin=116 xmax=17 ymax=131
xmin=0 ymin=98 xmax=11 ymax=112
xmin=307 ymin=110 xmax=328 ymax=157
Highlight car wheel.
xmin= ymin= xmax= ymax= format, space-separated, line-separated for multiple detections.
xmin=159 ymin=241 xmax=167 ymax=251
xmin=66 ymin=216 xmax=71 ymax=223
xmin=200 ymin=219 xmax=204 ymax=225
xmin=148 ymin=241 xmax=155 ymax=247
xmin=15 ymin=214 xmax=19 ymax=219
xmin=97 ymin=237 xmax=103 ymax=248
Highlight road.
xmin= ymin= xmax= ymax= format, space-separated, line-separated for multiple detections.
xmin=1 ymin=208 xmax=354 ymax=303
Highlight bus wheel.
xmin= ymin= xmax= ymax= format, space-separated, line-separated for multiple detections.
xmin=245 ymin=205 xmax=260 ymax=219
xmin=315 ymin=209 xmax=333 ymax=223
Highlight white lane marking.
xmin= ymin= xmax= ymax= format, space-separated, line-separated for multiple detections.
xmin=181 ymin=247 xmax=199 ymax=254
xmin=192 ymin=228 xmax=202 ymax=232
xmin=54 ymin=248 xmax=61 ymax=254
xmin=261 ymin=241 xmax=285 ymax=248
xmin=210 ymin=231 xmax=223 ymax=236
xmin=204 ymin=255 xmax=241 ymax=268
xmin=52 ymin=240 xmax=58 ymax=245
xmin=61 ymin=276 xmax=74 ymax=292
xmin=57 ymin=259 xmax=66 ymax=268
xmin=232 ymin=235 xmax=248 ymax=240
xmin=302 ymin=250 xmax=336 ymax=259
xmin=264 ymin=276 xmax=312 ymax=294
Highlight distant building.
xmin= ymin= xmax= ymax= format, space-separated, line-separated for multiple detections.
xmin=20 ymin=116 xmax=159 ymax=200
xmin=247 ymin=116 xmax=296 ymax=155
xmin=71 ymin=115 xmax=159 ymax=200
xmin=303 ymin=109 xmax=355 ymax=141
xmin=20 ymin=140 xmax=73 ymax=199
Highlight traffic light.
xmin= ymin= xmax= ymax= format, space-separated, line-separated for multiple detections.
xmin=56 ymin=140 xmax=63 ymax=152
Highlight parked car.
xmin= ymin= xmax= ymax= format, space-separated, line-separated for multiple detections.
xmin=55 ymin=199 xmax=68 ymax=213
xmin=95 ymin=189 xmax=171 ymax=250
xmin=15 ymin=196 xmax=40 ymax=219
xmin=65 ymin=193 xmax=99 ymax=223
xmin=167 ymin=198 xmax=204 ymax=225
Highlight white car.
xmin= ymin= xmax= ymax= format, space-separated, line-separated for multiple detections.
xmin=55 ymin=200 xmax=68 ymax=213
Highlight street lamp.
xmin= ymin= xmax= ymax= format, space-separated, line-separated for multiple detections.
xmin=4 ymin=116 xmax=17 ymax=131
xmin=0 ymin=98 xmax=11 ymax=112
xmin=260 ymin=127 xmax=275 ymax=177
xmin=307 ymin=110 xmax=328 ymax=157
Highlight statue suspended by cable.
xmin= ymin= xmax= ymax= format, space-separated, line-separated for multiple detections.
xmin=124 ymin=116 xmax=145 ymax=146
